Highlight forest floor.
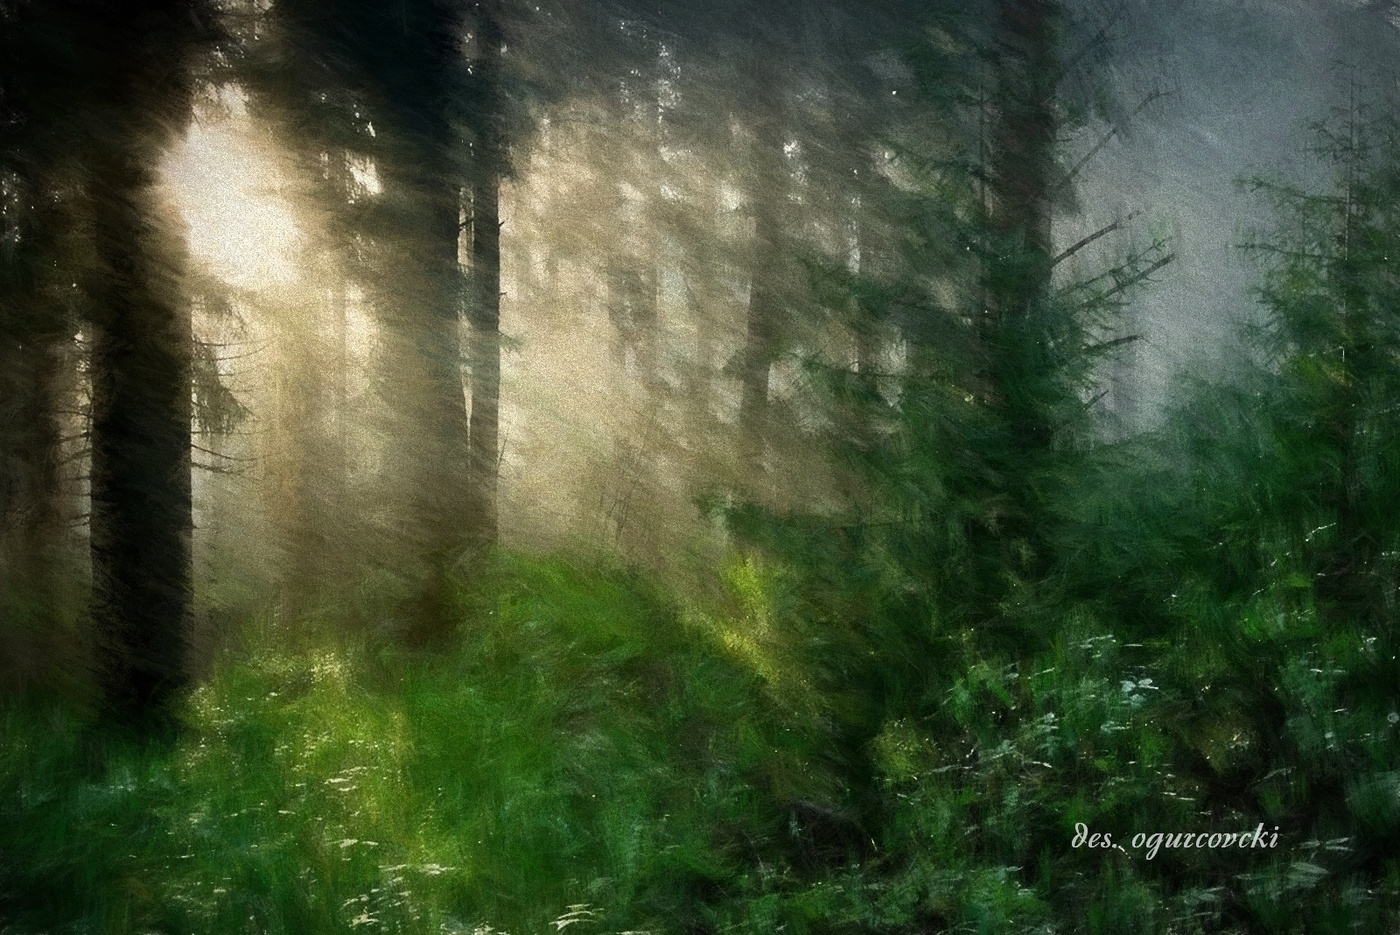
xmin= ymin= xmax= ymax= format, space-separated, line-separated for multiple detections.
xmin=0 ymin=555 xmax=838 ymax=935
xmin=2 ymin=551 xmax=1398 ymax=934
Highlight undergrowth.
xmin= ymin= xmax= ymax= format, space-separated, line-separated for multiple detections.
xmin=3 ymin=546 xmax=1399 ymax=933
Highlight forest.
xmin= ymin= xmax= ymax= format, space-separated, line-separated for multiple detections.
xmin=3 ymin=0 xmax=1400 ymax=931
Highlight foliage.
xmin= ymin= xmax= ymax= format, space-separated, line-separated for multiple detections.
xmin=699 ymin=31 xmax=1400 ymax=935
xmin=0 ymin=555 xmax=843 ymax=934
xmin=5 ymin=3 xmax=1400 ymax=934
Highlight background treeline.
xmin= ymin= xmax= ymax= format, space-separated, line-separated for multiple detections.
xmin=2 ymin=0 xmax=1400 ymax=932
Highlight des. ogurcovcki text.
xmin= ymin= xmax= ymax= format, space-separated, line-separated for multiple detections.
xmin=1072 ymin=822 xmax=1280 ymax=860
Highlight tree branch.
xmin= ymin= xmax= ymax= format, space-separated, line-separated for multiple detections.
xmin=192 ymin=443 xmax=256 ymax=462
xmin=1083 ymin=333 xmax=1141 ymax=354
xmin=1101 ymin=252 xmax=1175 ymax=300
xmin=1058 ymin=90 xmax=1169 ymax=191
xmin=1052 ymin=211 xmax=1140 ymax=267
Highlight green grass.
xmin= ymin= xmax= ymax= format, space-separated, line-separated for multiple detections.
xmin=4 ymin=550 xmax=1400 ymax=934
xmin=0 ymin=553 xmax=839 ymax=935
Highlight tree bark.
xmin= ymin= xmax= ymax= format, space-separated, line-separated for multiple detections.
xmin=88 ymin=116 xmax=195 ymax=717
xmin=82 ymin=0 xmax=201 ymax=719
xmin=467 ymin=2 xmax=504 ymax=548
xmin=988 ymin=0 xmax=1056 ymax=325
xmin=0 ymin=175 xmax=69 ymax=630
xmin=737 ymin=22 xmax=789 ymax=472
xmin=371 ymin=130 xmax=472 ymax=626
xmin=984 ymin=0 xmax=1058 ymax=456
xmin=0 ymin=325 xmax=68 ymax=684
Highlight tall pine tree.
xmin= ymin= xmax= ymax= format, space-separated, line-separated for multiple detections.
xmin=80 ymin=0 xmax=210 ymax=718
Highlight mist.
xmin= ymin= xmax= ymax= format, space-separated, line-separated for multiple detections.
xmin=4 ymin=1 xmax=1400 ymax=931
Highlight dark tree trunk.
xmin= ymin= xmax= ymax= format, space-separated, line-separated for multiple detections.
xmin=986 ymin=0 xmax=1058 ymax=450
xmin=1 ymin=6 xmax=98 ymax=687
xmin=88 ymin=132 xmax=194 ymax=717
xmin=83 ymin=0 xmax=200 ymax=719
xmin=371 ymin=129 xmax=471 ymax=632
xmin=336 ymin=0 xmax=474 ymax=635
xmin=0 ymin=325 xmax=68 ymax=686
xmin=988 ymin=0 xmax=1056 ymax=326
xmin=0 ymin=176 xmax=68 ymax=627
xmin=1318 ymin=105 xmax=1377 ymax=624
xmin=960 ymin=0 xmax=1062 ymax=610
xmin=250 ymin=0 xmax=476 ymax=631
xmin=417 ymin=146 xmax=473 ymax=560
xmin=14 ymin=341 xmax=66 ymax=578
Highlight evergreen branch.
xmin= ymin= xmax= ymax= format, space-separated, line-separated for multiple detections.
xmin=210 ymin=346 xmax=269 ymax=362
xmin=1057 ymin=91 xmax=1168 ymax=192
xmin=1234 ymin=242 xmax=1329 ymax=260
xmin=1052 ymin=211 xmax=1139 ymax=267
xmin=1240 ymin=176 xmax=1346 ymax=204
xmin=192 ymin=460 xmax=248 ymax=476
xmin=1084 ymin=334 xmax=1141 ymax=354
xmin=1056 ymin=18 xmax=1116 ymax=88
xmin=1100 ymin=251 xmax=1175 ymax=300
xmin=1060 ymin=238 xmax=1172 ymax=296
xmin=192 ymin=443 xmax=257 ymax=462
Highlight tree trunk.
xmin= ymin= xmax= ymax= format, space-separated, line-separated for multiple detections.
xmin=253 ymin=0 xmax=474 ymax=633
xmin=988 ymin=0 xmax=1056 ymax=325
xmin=737 ymin=24 xmax=788 ymax=472
xmin=467 ymin=2 xmax=504 ymax=548
xmin=1318 ymin=98 xmax=1375 ymax=624
xmin=0 ymin=328 xmax=68 ymax=686
xmin=0 ymin=174 xmax=68 ymax=634
xmin=986 ymin=0 xmax=1058 ymax=449
xmin=88 ymin=128 xmax=194 ymax=717
xmin=740 ymin=199 xmax=781 ymax=469
xmin=421 ymin=162 xmax=473 ymax=568
xmin=373 ymin=133 xmax=472 ymax=631
xmin=82 ymin=0 xmax=200 ymax=719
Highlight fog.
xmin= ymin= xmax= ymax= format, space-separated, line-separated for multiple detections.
xmin=6 ymin=1 xmax=1400 ymax=930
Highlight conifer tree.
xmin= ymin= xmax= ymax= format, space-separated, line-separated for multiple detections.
xmin=0 ymin=5 xmax=82 ymax=650
xmin=234 ymin=0 xmax=372 ymax=612
xmin=79 ymin=0 xmax=210 ymax=718
xmin=1240 ymin=98 xmax=1400 ymax=638
xmin=245 ymin=0 xmax=477 ymax=628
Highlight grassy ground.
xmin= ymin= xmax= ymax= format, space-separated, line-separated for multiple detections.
xmin=3 ymin=550 xmax=1399 ymax=934
xmin=0 ymin=554 xmax=846 ymax=934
